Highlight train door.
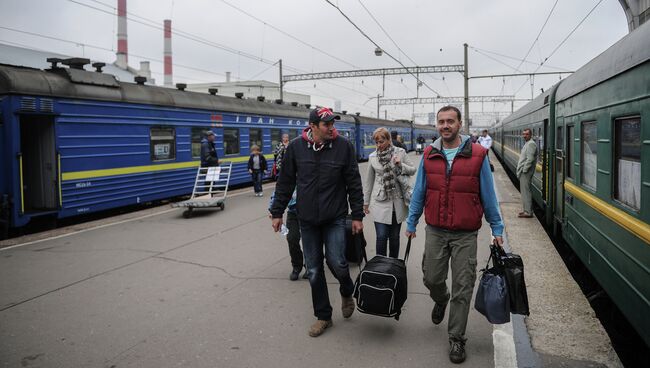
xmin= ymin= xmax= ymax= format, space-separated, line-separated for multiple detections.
xmin=554 ymin=122 xmax=565 ymax=223
xmin=19 ymin=115 xmax=58 ymax=212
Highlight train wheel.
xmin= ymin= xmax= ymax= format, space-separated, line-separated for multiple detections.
xmin=219 ymin=203 xmax=225 ymax=210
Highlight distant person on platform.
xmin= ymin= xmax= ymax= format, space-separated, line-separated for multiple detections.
xmin=200 ymin=130 xmax=219 ymax=167
xmin=270 ymin=107 xmax=364 ymax=338
xmin=417 ymin=135 xmax=426 ymax=145
xmin=406 ymin=105 xmax=504 ymax=364
xmin=248 ymin=145 xmax=268 ymax=197
xmin=478 ymin=129 xmax=494 ymax=172
xmin=273 ymin=133 xmax=290 ymax=178
xmin=516 ymin=128 xmax=537 ymax=218
xmin=391 ymin=131 xmax=407 ymax=150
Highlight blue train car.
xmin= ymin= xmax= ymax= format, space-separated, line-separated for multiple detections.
xmin=0 ymin=60 xmax=360 ymax=230
xmin=412 ymin=123 xmax=439 ymax=147
xmin=355 ymin=116 xmax=412 ymax=160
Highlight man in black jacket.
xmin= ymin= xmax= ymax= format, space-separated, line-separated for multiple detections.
xmin=200 ymin=130 xmax=219 ymax=167
xmin=391 ymin=130 xmax=407 ymax=150
xmin=271 ymin=107 xmax=364 ymax=337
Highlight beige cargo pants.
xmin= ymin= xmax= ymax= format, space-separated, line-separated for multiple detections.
xmin=422 ymin=225 xmax=478 ymax=341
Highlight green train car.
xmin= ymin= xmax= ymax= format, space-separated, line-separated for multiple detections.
xmin=492 ymin=21 xmax=649 ymax=346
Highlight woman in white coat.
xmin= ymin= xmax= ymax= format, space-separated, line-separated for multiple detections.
xmin=363 ymin=127 xmax=416 ymax=258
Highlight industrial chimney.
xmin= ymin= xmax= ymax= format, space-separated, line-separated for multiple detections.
xmin=164 ymin=19 xmax=173 ymax=87
xmin=115 ymin=0 xmax=128 ymax=69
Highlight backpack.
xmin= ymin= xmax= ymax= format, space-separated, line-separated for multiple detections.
xmin=353 ymin=238 xmax=412 ymax=320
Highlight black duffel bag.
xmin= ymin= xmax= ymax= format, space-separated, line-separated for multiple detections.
xmin=475 ymin=245 xmax=511 ymax=324
xmin=494 ymin=245 xmax=530 ymax=315
xmin=353 ymin=238 xmax=412 ymax=320
xmin=345 ymin=217 xmax=367 ymax=264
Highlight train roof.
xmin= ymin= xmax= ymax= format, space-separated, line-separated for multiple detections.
xmin=412 ymin=124 xmax=437 ymax=131
xmin=0 ymin=62 xmax=359 ymax=123
xmin=499 ymin=83 xmax=559 ymax=126
xmin=355 ymin=115 xmax=411 ymax=128
xmin=555 ymin=20 xmax=650 ymax=102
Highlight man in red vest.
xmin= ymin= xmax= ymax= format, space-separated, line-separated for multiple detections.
xmin=406 ymin=106 xmax=504 ymax=364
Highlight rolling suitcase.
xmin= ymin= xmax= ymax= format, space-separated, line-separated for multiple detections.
xmin=353 ymin=238 xmax=412 ymax=320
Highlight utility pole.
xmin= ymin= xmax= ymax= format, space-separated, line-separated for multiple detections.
xmin=278 ymin=59 xmax=283 ymax=102
xmin=463 ymin=43 xmax=469 ymax=134
xmin=376 ymin=94 xmax=380 ymax=118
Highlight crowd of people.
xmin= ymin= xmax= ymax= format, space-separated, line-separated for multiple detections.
xmin=202 ymin=105 xmax=537 ymax=364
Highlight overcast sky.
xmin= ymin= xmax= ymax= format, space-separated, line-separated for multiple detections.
xmin=0 ymin=0 xmax=629 ymax=124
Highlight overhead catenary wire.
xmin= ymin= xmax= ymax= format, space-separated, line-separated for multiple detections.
xmin=216 ymin=0 xmax=416 ymax=95
xmin=356 ymin=0 xmax=419 ymax=67
xmin=513 ymin=0 xmax=604 ymax=95
xmin=323 ymin=0 xmax=443 ymax=97
xmin=468 ymin=46 xmax=572 ymax=71
xmin=63 ymin=0 xmax=381 ymax=99
xmin=514 ymin=0 xmax=560 ymax=72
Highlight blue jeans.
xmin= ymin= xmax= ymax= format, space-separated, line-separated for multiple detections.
xmin=300 ymin=217 xmax=354 ymax=321
xmin=251 ymin=170 xmax=263 ymax=193
xmin=374 ymin=211 xmax=401 ymax=258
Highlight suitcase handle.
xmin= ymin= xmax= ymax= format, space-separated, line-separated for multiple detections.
xmin=403 ymin=237 xmax=412 ymax=263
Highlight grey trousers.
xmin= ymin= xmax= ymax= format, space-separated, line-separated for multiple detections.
xmin=422 ymin=225 xmax=478 ymax=341
xmin=519 ymin=171 xmax=534 ymax=214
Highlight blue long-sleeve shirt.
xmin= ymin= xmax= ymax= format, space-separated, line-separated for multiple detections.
xmin=406 ymin=136 xmax=504 ymax=237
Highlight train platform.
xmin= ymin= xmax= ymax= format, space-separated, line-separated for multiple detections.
xmin=0 ymin=154 xmax=621 ymax=368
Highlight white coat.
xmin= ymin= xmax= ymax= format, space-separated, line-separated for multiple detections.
xmin=363 ymin=146 xmax=416 ymax=225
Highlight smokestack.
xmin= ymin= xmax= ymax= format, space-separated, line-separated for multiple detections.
xmin=164 ymin=19 xmax=173 ymax=87
xmin=226 ymin=71 xmax=231 ymax=83
xmin=116 ymin=0 xmax=128 ymax=69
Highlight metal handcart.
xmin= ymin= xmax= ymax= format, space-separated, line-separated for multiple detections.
xmin=172 ymin=162 xmax=232 ymax=218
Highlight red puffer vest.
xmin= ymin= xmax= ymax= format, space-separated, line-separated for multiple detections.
xmin=423 ymin=140 xmax=487 ymax=231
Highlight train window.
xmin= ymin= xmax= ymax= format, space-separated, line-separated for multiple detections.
xmin=150 ymin=126 xmax=176 ymax=161
xmin=224 ymin=128 xmax=240 ymax=155
xmin=191 ymin=128 xmax=204 ymax=158
xmin=249 ymin=128 xmax=263 ymax=151
xmin=566 ymin=126 xmax=575 ymax=179
xmin=614 ymin=117 xmax=641 ymax=209
xmin=271 ymin=129 xmax=282 ymax=150
xmin=581 ymin=122 xmax=597 ymax=190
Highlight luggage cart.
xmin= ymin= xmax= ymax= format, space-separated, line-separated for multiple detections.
xmin=172 ymin=162 xmax=232 ymax=218
xmin=415 ymin=143 xmax=424 ymax=154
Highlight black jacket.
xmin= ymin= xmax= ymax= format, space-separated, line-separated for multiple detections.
xmin=392 ymin=139 xmax=407 ymax=151
xmin=270 ymin=133 xmax=364 ymax=225
xmin=247 ymin=154 xmax=268 ymax=171
xmin=200 ymin=139 xmax=219 ymax=167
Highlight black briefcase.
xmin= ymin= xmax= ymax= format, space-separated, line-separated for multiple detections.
xmin=352 ymin=238 xmax=412 ymax=320
xmin=494 ymin=245 xmax=530 ymax=316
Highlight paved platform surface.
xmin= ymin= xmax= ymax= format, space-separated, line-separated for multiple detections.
xmin=0 ymin=154 xmax=620 ymax=367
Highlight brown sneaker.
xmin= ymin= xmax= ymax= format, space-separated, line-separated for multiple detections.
xmin=308 ymin=319 xmax=333 ymax=337
xmin=341 ymin=296 xmax=355 ymax=318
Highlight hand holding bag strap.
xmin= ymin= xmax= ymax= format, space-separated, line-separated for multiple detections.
xmin=403 ymin=237 xmax=412 ymax=263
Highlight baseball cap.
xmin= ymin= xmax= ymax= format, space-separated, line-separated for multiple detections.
xmin=206 ymin=130 xmax=216 ymax=136
xmin=309 ymin=107 xmax=341 ymax=123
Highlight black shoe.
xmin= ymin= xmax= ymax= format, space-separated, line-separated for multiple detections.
xmin=302 ymin=268 xmax=310 ymax=279
xmin=290 ymin=268 xmax=300 ymax=281
xmin=449 ymin=339 xmax=466 ymax=364
xmin=431 ymin=302 xmax=447 ymax=325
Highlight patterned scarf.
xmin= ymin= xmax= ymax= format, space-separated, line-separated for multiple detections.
xmin=376 ymin=145 xmax=401 ymax=201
